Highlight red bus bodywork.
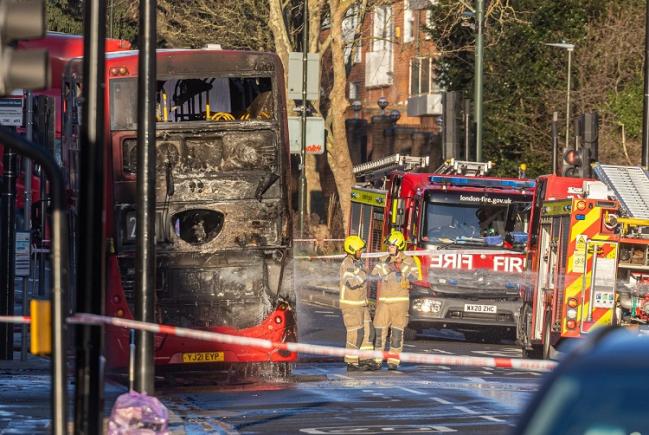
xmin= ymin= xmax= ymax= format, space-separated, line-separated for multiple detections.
xmin=62 ymin=48 xmax=296 ymax=369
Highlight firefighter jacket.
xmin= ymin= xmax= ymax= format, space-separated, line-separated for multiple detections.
xmin=339 ymin=255 xmax=368 ymax=307
xmin=371 ymin=252 xmax=417 ymax=303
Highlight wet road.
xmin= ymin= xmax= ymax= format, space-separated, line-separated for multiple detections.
xmin=154 ymin=299 xmax=542 ymax=434
xmin=0 ymin=258 xmax=544 ymax=434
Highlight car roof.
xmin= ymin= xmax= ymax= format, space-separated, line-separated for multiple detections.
xmin=567 ymin=328 xmax=649 ymax=366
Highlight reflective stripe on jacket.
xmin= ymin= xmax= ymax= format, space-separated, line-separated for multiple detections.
xmin=339 ymin=255 xmax=368 ymax=306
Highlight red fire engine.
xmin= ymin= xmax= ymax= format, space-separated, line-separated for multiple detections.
xmin=350 ymin=157 xmax=535 ymax=340
xmin=521 ymin=164 xmax=649 ymax=358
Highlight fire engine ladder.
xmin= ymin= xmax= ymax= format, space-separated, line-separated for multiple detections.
xmin=353 ymin=154 xmax=429 ymax=180
xmin=434 ymin=159 xmax=494 ymax=176
xmin=593 ymin=163 xmax=649 ymax=219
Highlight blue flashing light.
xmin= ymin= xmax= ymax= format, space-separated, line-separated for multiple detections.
xmin=505 ymin=282 xmax=519 ymax=290
xmin=485 ymin=235 xmax=503 ymax=246
xmin=448 ymin=279 xmax=458 ymax=286
xmin=429 ymin=176 xmax=535 ymax=190
xmin=510 ymin=231 xmax=528 ymax=245
xmin=575 ymin=214 xmax=586 ymax=220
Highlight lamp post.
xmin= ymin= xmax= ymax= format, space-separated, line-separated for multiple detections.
xmin=474 ymin=0 xmax=484 ymax=162
xmin=545 ymin=42 xmax=575 ymax=148
xmin=377 ymin=96 xmax=388 ymax=115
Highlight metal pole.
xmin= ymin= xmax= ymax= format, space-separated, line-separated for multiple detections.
xmin=474 ymin=0 xmax=484 ymax=162
xmin=0 ymin=127 xmax=69 ymax=435
xmin=38 ymin=164 xmax=45 ymax=297
xmin=552 ymin=112 xmax=559 ymax=175
xmin=298 ymin=0 xmax=309 ymax=238
xmin=642 ymin=0 xmax=649 ymax=167
xmin=464 ymin=98 xmax=470 ymax=160
xmin=75 ymin=0 xmax=107 ymax=432
xmin=21 ymin=91 xmax=34 ymax=362
xmin=0 ymin=142 xmax=17 ymax=361
xmin=566 ymin=48 xmax=573 ymax=148
xmin=135 ymin=0 xmax=157 ymax=394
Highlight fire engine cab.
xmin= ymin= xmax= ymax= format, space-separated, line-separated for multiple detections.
xmin=521 ymin=164 xmax=649 ymax=359
xmin=350 ymin=156 xmax=535 ymax=340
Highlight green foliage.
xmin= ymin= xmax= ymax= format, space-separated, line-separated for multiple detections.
xmin=609 ymin=75 xmax=643 ymax=139
xmin=425 ymin=0 xmax=621 ymax=177
xmin=46 ymin=0 xmax=83 ymax=34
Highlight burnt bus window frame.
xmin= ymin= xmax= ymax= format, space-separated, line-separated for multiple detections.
xmin=109 ymin=73 xmax=277 ymax=131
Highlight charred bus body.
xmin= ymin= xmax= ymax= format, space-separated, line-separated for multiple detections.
xmin=62 ymin=49 xmax=296 ymax=371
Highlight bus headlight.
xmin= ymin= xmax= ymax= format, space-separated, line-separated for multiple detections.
xmin=413 ymin=299 xmax=442 ymax=313
xmin=567 ymin=308 xmax=578 ymax=320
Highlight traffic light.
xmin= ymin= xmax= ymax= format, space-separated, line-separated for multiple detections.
xmin=581 ymin=112 xmax=599 ymax=178
xmin=0 ymin=0 xmax=49 ymax=96
xmin=562 ymin=146 xmax=580 ymax=177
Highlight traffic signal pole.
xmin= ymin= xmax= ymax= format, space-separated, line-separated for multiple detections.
xmin=74 ymin=0 xmax=107 ymax=432
xmin=0 ymin=127 xmax=69 ymax=435
xmin=135 ymin=0 xmax=157 ymax=394
xmin=0 ymin=143 xmax=17 ymax=360
xmin=642 ymin=0 xmax=649 ymax=168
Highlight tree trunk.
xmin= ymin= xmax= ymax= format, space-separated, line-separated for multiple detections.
xmin=268 ymin=0 xmax=292 ymax=86
xmin=327 ymin=1 xmax=356 ymax=234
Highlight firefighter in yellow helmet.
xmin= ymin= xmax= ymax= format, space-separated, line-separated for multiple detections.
xmin=370 ymin=230 xmax=417 ymax=370
xmin=339 ymin=235 xmax=377 ymax=371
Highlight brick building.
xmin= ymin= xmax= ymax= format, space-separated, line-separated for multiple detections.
xmin=342 ymin=0 xmax=443 ymax=165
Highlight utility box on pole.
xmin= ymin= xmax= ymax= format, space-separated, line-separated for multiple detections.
xmin=288 ymin=116 xmax=325 ymax=154
xmin=287 ymin=52 xmax=321 ymax=100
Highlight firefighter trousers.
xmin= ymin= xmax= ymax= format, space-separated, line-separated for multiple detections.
xmin=341 ymin=305 xmax=374 ymax=364
xmin=373 ymin=301 xmax=409 ymax=366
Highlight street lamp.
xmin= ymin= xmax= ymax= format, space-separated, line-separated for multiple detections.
xmin=351 ymin=100 xmax=362 ymax=119
xmin=377 ymin=96 xmax=389 ymax=115
xmin=544 ymin=42 xmax=575 ymax=148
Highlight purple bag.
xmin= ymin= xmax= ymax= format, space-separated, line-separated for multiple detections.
xmin=107 ymin=391 xmax=169 ymax=435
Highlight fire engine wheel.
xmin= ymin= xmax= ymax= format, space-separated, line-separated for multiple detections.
xmin=542 ymin=312 xmax=557 ymax=360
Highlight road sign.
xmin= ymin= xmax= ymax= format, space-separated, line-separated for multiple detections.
xmin=15 ymin=231 xmax=31 ymax=277
xmin=288 ymin=116 xmax=325 ymax=154
xmin=0 ymin=97 xmax=23 ymax=126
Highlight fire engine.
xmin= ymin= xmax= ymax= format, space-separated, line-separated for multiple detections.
xmin=350 ymin=156 xmax=535 ymax=340
xmin=520 ymin=164 xmax=649 ymax=359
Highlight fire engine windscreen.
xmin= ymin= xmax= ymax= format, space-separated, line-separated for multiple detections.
xmin=423 ymin=192 xmax=531 ymax=249
xmin=110 ymin=76 xmax=274 ymax=130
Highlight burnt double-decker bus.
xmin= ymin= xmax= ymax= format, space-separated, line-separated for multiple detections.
xmin=62 ymin=48 xmax=296 ymax=372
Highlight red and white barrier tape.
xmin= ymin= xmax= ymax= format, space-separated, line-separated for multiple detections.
xmin=1 ymin=313 xmax=556 ymax=372
xmin=0 ymin=315 xmax=31 ymax=324
xmin=295 ymin=248 xmax=514 ymax=260
xmin=67 ymin=313 xmax=556 ymax=372
xmin=294 ymin=238 xmax=345 ymax=242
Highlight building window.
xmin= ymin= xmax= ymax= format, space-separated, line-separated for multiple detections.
xmin=343 ymin=5 xmax=362 ymax=64
xmin=410 ymin=57 xmax=438 ymax=96
xmin=349 ymin=82 xmax=360 ymax=100
xmin=404 ymin=0 xmax=414 ymax=43
xmin=366 ymin=5 xmax=394 ymax=87
xmin=372 ymin=5 xmax=392 ymax=52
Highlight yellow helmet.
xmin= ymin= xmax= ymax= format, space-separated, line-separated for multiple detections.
xmin=344 ymin=235 xmax=366 ymax=256
xmin=385 ymin=230 xmax=406 ymax=251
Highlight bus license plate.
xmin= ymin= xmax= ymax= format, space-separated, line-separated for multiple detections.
xmin=182 ymin=352 xmax=225 ymax=363
xmin=464 ymin=304 xmax=497 ymax=313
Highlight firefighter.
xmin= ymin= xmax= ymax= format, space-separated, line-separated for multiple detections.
xmin=340 ymin=235 xmax=377 ymax=371
xmin=371 ymin=230 xmax=417 ymax=370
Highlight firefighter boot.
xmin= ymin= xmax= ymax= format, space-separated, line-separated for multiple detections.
xmin=387 ymin=363 xmax=399 ymax=371
xmin=361 ymin=360 xmax=382 ymax=371
xmin=347 ymin=363 xmax=368 ymax=372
